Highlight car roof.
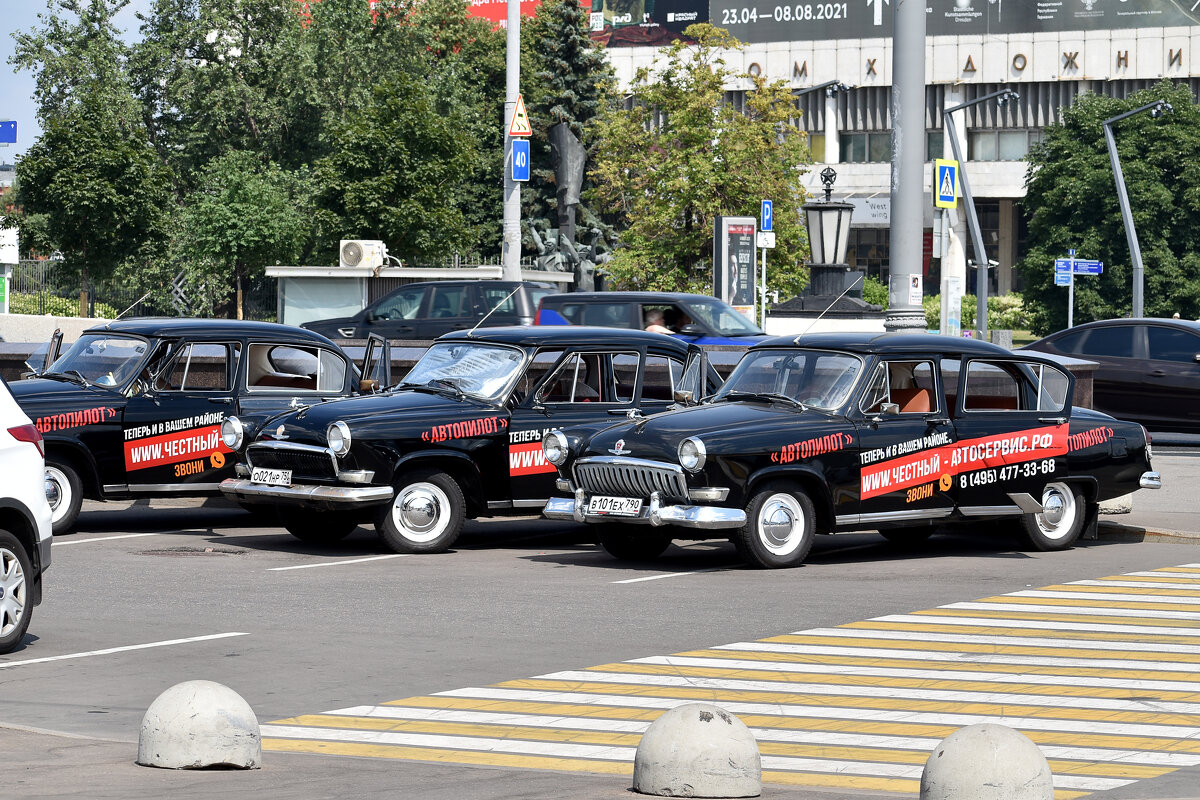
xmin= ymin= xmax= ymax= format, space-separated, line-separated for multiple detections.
xmin=439 ymin=325 xmax=691 ymax=351
xmin=753 ymin=332 xmax=1018 ymax=357
xmin=386 ymin=280 xmax=554 ymax=290
xmin=83 ymin=317 xmax=339 ymax=346
xmin=1037 ymin=317 xmax=1200 ymax=339
xmin=539 ymin=291 xmax=722 ymax=303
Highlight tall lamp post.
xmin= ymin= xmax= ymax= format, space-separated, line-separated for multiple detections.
xmin=802 ymin=167 xmax=856 ymax=296
xmin=943 ymin=87 xmax=1018 ymax=341
xmin=1103 ymin=100 xmax=1173 ymax=319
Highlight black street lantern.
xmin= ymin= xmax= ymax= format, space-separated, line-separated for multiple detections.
xmin=802 ymin=167 xmax=857 ymax=296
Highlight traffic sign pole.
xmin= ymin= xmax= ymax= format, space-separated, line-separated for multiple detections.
xmin=1068 ymin=254 xmax=1075 ymax=329
xmin=759 ymin=199 xmax=772 ymax=328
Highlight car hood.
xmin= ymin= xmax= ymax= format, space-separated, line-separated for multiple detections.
xmin=260 ymin=389 xmax=499 ymax=445
xmin=579 ymin=401 xmax=849 ymax=462
xmin=9 ymin=376 xmax=124 ymax=407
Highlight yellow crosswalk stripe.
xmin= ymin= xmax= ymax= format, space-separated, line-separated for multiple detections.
xmin=264 ymin=562 xmax=1200 ymax=797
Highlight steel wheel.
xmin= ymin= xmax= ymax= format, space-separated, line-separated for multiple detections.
xmin=1020 ymin=481 xmax=1085 ymax=551
xmin=376 ymin=470 xmax=465 ymax=554
xmin=0 ymin=531 xmax=32 ymax=654
xmin=45 ymin=459 xmax=83 ymax=535
xmin=734 ymin=483 xmax=816 ymax=569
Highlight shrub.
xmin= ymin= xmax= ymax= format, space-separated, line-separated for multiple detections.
xmin=8 ymin=292 xmax=120 ymax=319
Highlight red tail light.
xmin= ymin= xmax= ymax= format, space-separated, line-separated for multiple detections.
xmin=8 ymin=424 xmax=45 ymax=458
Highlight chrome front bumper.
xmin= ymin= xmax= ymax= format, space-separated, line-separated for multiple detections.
xmin=1140 ymin=471 xmax=1162 ymax=490
xmin=543 ymin=490 xmax=745 ymax=529
xmin=220 ymin=478 xmax=394 ymax=506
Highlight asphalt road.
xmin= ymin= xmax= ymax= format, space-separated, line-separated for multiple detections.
xmin=3 ymin=452 xmax=1200 ymax=799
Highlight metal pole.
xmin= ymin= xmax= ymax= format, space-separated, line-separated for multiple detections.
xmin=500 ymin=0 xmax=522 ymax=281
xmin=884 ymin=0 xmax=926 ymax=332
xmin=760 ymin=247 xmax=767 ymax=328
xmin=1067 ymin=254 xmax=1075 ymax=329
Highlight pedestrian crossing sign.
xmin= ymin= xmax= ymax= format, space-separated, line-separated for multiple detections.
xmin=934 ymin=158 xmax=958 ymax=209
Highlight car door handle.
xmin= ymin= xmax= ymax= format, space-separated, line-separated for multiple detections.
xmin=926 ymin=416 xmax=951 ymax=426
xmin=1039 ymin=416 xmax=1067 ymax=425
xmin=208 ymin=397 xmax=233 ymax=404
xmin=1150 ymin=369 xmax=1166 ymax=377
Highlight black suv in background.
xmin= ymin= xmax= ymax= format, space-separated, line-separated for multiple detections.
xmin=302 ymin=280 xmax=556 ymax=340
xmin=535 ymin=291 xmax=769 ymax=346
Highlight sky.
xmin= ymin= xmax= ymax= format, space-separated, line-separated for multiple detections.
xmin=0 ymin=0 xmax=152 ymax=162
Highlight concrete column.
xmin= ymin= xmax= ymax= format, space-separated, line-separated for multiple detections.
xmin=824 ymin=91 xmax=840 ymax=165
xmin=884 ymin=0 xmax=927 ymax=331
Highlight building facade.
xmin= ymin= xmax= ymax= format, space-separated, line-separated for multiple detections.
xmin=599 ymin=1 xmax=1200 ymax=303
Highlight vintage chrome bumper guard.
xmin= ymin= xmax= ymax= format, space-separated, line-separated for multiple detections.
xmin=543 ymin=489 xmax=745 ymax=529
xmin=1140 ymin=471 xmax=1162 ymax=490
xmin=219 ymin=477 xmax=393 ymax=505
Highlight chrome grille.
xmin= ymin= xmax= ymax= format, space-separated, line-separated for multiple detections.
xmin=573 ymin=456 xmax=688 ymax=502
xmin=246 ymin=441 xmax=337 ymax=481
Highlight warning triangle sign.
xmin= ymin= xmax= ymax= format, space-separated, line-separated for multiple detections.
xmin=508 ymin=95 xmax=532 ymax=137
xmin=939 ymin=167 xmax=955 ymax=200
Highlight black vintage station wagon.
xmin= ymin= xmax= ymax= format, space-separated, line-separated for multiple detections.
xmin=219 ymin=327 xmax=719 ymax=552
xmin=543 ymin=333 xmax=1160 ymax=568
xmin=11 ymin=319 xmax=388 ymax=533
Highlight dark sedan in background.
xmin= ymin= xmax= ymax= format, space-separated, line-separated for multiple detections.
xmin=1023 ymin=317 xmax=1200 ymax=433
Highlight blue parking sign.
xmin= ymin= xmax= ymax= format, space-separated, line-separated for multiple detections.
xmin=761 ymin=199 xmax=773 ymax=232
xmin=511 ymin=139 xmax=530 ymax=182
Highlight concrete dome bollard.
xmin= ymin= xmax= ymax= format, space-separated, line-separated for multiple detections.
xmin=137 ymin=680 xmax=262 ymax=769
xmin=921 ymin=723 xmax=1052 ymax=800
xmin=633 ymin=702 xmax=761 ymax=797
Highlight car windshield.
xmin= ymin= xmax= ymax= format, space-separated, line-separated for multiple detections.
xmin=46 ymin=334 xmax=150 ymax=388
xmin=684 ymin=300 xmax=764 ymax=336
xmin=400 ymin=342 xmax=525 ymax=403
xmin=713 ymin=348 xmax=864 ymax=410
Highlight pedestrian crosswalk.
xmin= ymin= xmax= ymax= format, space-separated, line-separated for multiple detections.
xmin=263 ymin=563 xmax=1200 ymax=797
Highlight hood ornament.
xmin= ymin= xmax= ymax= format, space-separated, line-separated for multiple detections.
xmin=275 ymin=424 xmax=289 ymax=440
xmin=608 ymin=438 xmax=630 ymax=456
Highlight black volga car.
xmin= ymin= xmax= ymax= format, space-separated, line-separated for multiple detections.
xmin=543 ymin=333 xmax=1160 ymax=568
xmin=219 ymin=327 xmax=718 ymax=552
xmin=11 ymin=319 xmax=387 ymax=533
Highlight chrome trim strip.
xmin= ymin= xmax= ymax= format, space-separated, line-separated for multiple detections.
xmin=102 ymin=484 xmax=128 ymax=493
xmin=127 ymin=483 xmax=223 ymax=493
xmin=487 ymin=501 xmax=511 ymax=510
xmin=959 ymin=505 xmax=1023 ymax=516
xmin=1140 ymin=471 xmax=1162 ymax=490
xmin=542 ymin=491 xmax=744 ymax=530
xmin=336 ymin=469 xmax=375 ymax=484
xmin=689 ymin=487 xmax=729 ymax=502
xmin=219 ymin=478 xmax=392 ymax=505
xmin=512 ymin=499 xmax=548 ymax=508
xmin=836 ymin=508 xmax=954 ymax=526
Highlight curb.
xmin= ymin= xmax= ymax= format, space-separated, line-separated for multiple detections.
xmin=1097 ymin=520 xmax=1200 ymax=544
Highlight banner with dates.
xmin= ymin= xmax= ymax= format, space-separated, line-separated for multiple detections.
xmin=712 ymin=0 xmax=1200 ymax=45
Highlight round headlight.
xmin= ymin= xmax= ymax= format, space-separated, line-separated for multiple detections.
xmin=327 ymin=420 xmax=352 ymax=457
xmin=542 ymin=430 xmax=569 ymax=466
xmin=220 ymin=417 xmax=244 ymax=451
xmin=678 ymin=436 xmax=706 ymax=472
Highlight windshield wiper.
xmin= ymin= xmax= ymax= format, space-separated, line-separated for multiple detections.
xmin=45 ymin=369 xmax=90 ymax=386
xmin=713 ymin=390 xmax=804 ymax=408
xmin=396 ymin=379 xmax=465 ymax=400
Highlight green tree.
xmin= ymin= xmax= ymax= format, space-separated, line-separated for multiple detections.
xmin=311 ymin=75 xmax=479 ymax=261
xmin=1018 ymin=81 xmax=1200 ymax=334
xmin=521 ymin=0 xmax=615 ymax=238
xmin=591 ymin=25 xmax=810 ymax=296
xmin=172 ymin=151 xmax=310 ymax=319
xmin=10 ymin=0 xmax=170 ymax=289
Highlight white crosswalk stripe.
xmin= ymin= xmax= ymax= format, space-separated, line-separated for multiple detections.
xmin=263 ymin=563 xmax=1200 ymax=798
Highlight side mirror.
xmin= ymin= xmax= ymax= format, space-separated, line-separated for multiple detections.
xmin=364 ymin=310 xmax=377 ymax=324
xmin=880 ymin=402 xmax=900 ymax=416
xmin=673 ymin=389 xmax=695 ymax=405
xmin=678 ymin=324 xmax=705 ymax=336
xmin=1193 ymin=353 xmax=1200 ymax=364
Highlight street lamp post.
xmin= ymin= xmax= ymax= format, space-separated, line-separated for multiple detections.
xmin=943 ymin=88 xmax=1018 ymax=341
xmin=1103 ymin=100 xmax=1173 ymax=319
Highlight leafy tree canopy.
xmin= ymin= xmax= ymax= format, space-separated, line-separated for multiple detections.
xmin=590 ymin=24 xmax=810 ymax=296
xmin=1018 ymin=80 xmax=1200 ymax=334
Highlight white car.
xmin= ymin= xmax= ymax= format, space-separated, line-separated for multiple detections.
xmin=0 ymin=377 xmax=52 ymax=654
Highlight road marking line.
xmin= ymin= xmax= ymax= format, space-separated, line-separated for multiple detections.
xmin=612 ymin=567 xmax=730 ymax=584
xmin=1011 ymin=590 xmax=1200 ymax=606
xmin=944 ymin=601 xmax=1200 ymax=621
xmin=0 ymin=632 xmax=249 ymax=669
xmin=910 ymin=607 xmax=1200 ymax=629
xmin=799 ymin=627 xmax=1200 ymax=653
xmin=268 ymin=555 xmax=410 ymax=571
xmin=854 ymin=615 xmax=1200 ymax=640
xmin=52 ymin=533 xmax=161 ymax=546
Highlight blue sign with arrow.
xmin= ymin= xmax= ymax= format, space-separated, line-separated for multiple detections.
xmin=1054 ymin=258 xmax=1103 ymax=275
xmin=0 ymin=121 xmax=15 ymax=144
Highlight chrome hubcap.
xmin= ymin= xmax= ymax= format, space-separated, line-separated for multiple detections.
xmin=45 ymin=478 xmax=60 ymax=509
xmin=1042 ymin=492 xmax=1065 ymax=525
xmin=400 ymin=491 xmax=439 ymax=532
xmin=757 ymin=493 xmax=806 ymax=556
xmin=390 ymin=481 xmax=450 ymax=543
xmin=762 ymin=501 xmax=797 ymax=548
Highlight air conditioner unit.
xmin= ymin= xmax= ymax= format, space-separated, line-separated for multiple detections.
xmin=339 ymin=239 xmax=387 ymax=269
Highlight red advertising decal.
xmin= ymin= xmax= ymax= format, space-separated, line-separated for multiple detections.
xmin=35 ymin=406 xmax=117 ymax=433
xmin=860 ymin=424 xmax=1068 ymax=500
xmin=1068 ymin=426 xmax=1114 ymax=452
xmin=420 ymin=416 xmax=508 ymax=443
xmin=509 ymin=441 xmax=556 ymax=476
xmin=771 ymin=431 xmax=852 ymax=464
xmin=124 ymin=425 xmax=232 ymax=472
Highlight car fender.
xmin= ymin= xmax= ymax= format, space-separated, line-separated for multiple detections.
xmin=745 ymin=463 xmax=835 ymax=533
xmin=391 ymin=449 xmax=486 ymax=515
xmin=0 ymin=498 xmax=45 ymax=606
xmin=41 ymin=436 xmax=102 ymax=498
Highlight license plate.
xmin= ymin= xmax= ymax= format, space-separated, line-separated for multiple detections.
xmin=250 ymin=467 xmax=292 ymax=487
xmin=587 ymin=495 xmax=643 ymax=517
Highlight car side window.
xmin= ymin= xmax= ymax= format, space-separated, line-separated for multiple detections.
xmin=582 ymin=303 xmax=633 ymax=328
xmin=317 ymin=349 xmax=348 ymax=392
xmin=1046 ymin=329 xmax=1086 ymax=355
xmin=154 ymin=343 xmax=232 ymax=392
xmin=428 ymin=285 xmax=471 ymax=318
xmin=641 ymin=354 xmax=684 ymax=401
xmin=514 ymin=349 xmax=564 ymax=404
xmin=481 ymin=286 xmax=519 ymax=316
xmin=1079 ymin=326 xmax=1135 ymax=358
xmin=860 ymin=360 xmax=937 ymax=415
xmin=962 ymin=361 xmax=1022 ymax=412
xmin=247 ymin=344 xmax=321 ymax=392
xmin=537 ymin=352 xmax=633 ymax=404
xmin=374 ymin=287 xmax=425 ymax=321
xmin=1147 ymin=326 xmax=1200 ymax=363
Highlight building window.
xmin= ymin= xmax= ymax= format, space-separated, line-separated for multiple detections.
xmin=967 ymin=130 xmax=1042 ymax=161
xmin=840 ymin=132 xmax=890 ymax=163
xmin=846 ymin=228 xmax=890 ymax=285
xmin=926 ymin=131 xmax=944 ymax=162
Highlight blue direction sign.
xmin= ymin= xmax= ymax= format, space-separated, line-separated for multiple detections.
xmin=1054 ymin=272 xmax=1072 ymax=287
xmin=1055 ymin=258 xmax=1103 ymax=275
xmin=0 ymin=121 xmax=15 ymax=144
xmin=761 ymin=199 xmax=773 ymax=232
xmin=510 ymin=139 xmax=530 ymax=182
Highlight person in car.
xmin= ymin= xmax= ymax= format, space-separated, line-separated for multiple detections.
xmin=644 ymin=309 xmax=673 ymax=334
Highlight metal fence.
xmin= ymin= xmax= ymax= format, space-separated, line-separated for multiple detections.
xmin=8 ymin=259 xmax=277 ymax=321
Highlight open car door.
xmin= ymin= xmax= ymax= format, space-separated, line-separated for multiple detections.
xmin=673 ymin=344 xmax=713 ymax=406
xmin=359 ymin=333 xmax=391 ymax=393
